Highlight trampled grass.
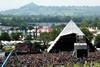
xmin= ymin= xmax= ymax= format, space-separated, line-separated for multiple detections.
xmin=74 ymin=62 xmax=100 ymax=67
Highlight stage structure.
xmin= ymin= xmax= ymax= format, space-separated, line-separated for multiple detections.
xmin=47 ymin=20 xmax=94 ymax=57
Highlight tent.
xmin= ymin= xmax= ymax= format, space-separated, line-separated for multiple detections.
xmin=47 ymin=20 xmax=95 ymax=52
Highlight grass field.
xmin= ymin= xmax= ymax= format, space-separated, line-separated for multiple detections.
xmin=74 ymin=63 xmax=100 ymax=67
xmin=44 ymin=62 xmax=100 ymax=67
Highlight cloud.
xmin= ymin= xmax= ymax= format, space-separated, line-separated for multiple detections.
xmin=0 ymin=0 xmax=100 ymax=11
xmin=34 ymin=0 xmax=100 ymax=6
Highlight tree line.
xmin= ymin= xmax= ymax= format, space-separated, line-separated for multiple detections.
xmin=1 ymin=15 xmax=100 ymax=28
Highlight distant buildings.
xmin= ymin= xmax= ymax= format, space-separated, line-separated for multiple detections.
xmin=27 ymin=26 xmax=53 ymax=38
xmin=88 ymin=27 xmax=98 ymax=33
xmin=37 ymin=26 xmax=53 ymax=33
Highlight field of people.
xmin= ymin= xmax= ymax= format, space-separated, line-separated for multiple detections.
xmin=4 ymin=51 xmax=100 ymax=67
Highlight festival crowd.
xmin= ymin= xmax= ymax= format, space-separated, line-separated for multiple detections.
xmin=5 ymin=51 xmax=100 ymax=67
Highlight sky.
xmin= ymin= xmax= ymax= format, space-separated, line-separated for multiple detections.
xmin=0 ymin=0 xmax=100 ymax=11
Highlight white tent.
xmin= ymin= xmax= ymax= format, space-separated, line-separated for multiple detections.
xmin=47 ymin=20 xmax=85 ymax=52
xmin=1 ymin=41 xmax=24 ymax=45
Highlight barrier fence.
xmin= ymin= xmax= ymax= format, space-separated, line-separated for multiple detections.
xmin=2 ymin=50 xmax=13 ymax=67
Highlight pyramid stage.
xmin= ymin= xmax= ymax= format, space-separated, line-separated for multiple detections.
xmin=47 ymin=20 xmax=95 ymax=58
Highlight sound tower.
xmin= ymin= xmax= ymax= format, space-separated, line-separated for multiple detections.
xmin=74 ymin=35 xmax=88 ymax=58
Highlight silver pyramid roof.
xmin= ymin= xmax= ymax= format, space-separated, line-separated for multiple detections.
xmin=60 ymin=20 xmax=84 ymax=36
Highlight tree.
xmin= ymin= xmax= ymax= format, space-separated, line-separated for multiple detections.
xmin=97 ymin=22 xmax=100 ymax=29
xmin=28 ymin=26 xmax=34 ymax=30
xmin=11 ymin=32 xmax=23 ymax=40
xmin=49 ymin=29 xmax=61 ymax=41
xmin=0 ymin=44 xmax=3 ymax=49
xmin=0 ymin=32 xmax=11 ymax=41
xmin=80 ymin=19 xmax=89 ymax=27
xmin=19 ymin=22 xmax=28 ymax=30
xmin=81 ymin=28 xmax=93 ymax=41
xmin=40 ymin=32 xmax=50 ymax=45
xmin=25 ymin=40 xmax=34 ymax=53
xmin=26 ymin=41 xmax=42 ymax=53
xmin=33 ymin=42 xmax=41 ymax=52
xmin=91 ymin=18 xmax=100 ymax=29
xmin=95 ymin=34 xmax=100 ymax=42
xmin=25 ymin=35 xmax=33 ymax=40
xmin=95 ymin=34 xmax=100 ymax=48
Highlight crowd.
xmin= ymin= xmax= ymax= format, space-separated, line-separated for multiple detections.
xmin=5 ymin=51 xmax=100 ymax=67
xmin=87 ymin=51 xmax=100 ymax=62
xmin=6 ymin=52 xmax=73 ymax=67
